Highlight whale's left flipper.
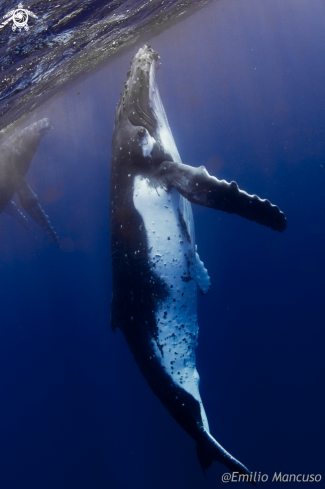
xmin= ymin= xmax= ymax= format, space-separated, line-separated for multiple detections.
xmin=3 ymin=200 xmax=29 ymax=229
xmin=15 ymin=176 xmax=59 ymax=247
xmin=157 ymin=161 xmax=287 ymax=232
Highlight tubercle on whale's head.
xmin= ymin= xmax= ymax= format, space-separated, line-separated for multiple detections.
xmin=114 ymin=44 xmax=160 ymax=137
xmin=37 ymin=118 xmax=53 ymax=136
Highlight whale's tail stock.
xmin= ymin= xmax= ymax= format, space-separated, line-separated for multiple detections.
xmin=196 ymin=428 xmax=258 ymax=486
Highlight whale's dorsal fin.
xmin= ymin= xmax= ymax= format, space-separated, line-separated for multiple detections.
xmin=3 ymin=200 xmax=29 ymax=229
xmin=157 ymin=161 xmax=287 ymax=232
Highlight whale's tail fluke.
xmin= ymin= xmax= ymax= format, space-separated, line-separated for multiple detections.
xmin=196 ymin=428 xmax=258 ymax=486
xmin=196 ymin=440 xmax=213 ymax=477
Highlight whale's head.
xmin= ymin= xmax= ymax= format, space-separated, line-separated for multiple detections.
xmin=0 ymin=118 xmax=52 ymax=179
xmin=115 ymin=44 xmax=160 ymax=134
xmin=114 ymin=45 xmax=180 ymax=164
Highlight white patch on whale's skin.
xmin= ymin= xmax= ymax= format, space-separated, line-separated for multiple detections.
xmin=133 ymin=177 xmax=209 ymax=432
xmin=137 ymin=129 xmax=155 ymax=158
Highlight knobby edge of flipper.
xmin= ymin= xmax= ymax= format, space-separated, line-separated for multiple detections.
xmin=156 ymin=161 xmax=287 ymax=233
xmin=197 ymin=427 xmax=258 ymax=486
xmin=195 ymin=245 xmax=210 ymax=295
xmin=3 ymin=200 xmax=29 ymax=229
xmin=15 ymin=176 xmax=60 ymax=247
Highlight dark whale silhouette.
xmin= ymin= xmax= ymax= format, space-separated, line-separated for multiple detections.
xmin=0 ymin=118 xmax=59 ymax=246
xmin=110 ymin=44 xmax=286 ymax=482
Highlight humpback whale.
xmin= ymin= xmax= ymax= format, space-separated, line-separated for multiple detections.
xmin=0 ymin=118 xmax=59 ymax=246
xmin=110 ymin=45 xmax=286 ymax=480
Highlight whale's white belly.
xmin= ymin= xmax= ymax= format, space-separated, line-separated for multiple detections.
xmin=133 ymin=175 xmax=209 ymax=430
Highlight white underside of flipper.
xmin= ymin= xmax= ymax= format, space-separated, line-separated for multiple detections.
xmin=195 ymin=245 xmax=211 ymax=295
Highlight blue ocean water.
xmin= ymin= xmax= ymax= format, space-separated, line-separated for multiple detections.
xmin=0 ymin=0 xmax=324 ymax=488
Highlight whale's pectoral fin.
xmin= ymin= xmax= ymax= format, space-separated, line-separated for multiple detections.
xmin=3 ymin=200 xmax=29 ymax=230
xmin=14 ymin=176 xmax=60 ymax=247
xmin=157 ymin=161 xmax=287 ymax=232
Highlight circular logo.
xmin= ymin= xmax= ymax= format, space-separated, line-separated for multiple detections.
xmin=12 ymin=9 xmax=28 ymax=30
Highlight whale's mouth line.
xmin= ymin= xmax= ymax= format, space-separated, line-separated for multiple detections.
xmin=115 ymin=44 xmax=160 ymax=136
xmin=133 ymin=95 xmax=156 ymax=133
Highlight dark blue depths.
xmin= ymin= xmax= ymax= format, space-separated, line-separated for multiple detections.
xmin=0 ymin=0 xmax=324 ymax=488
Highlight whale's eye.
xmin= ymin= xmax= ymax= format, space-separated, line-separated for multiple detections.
xmin=137 ymin=128 xmax=146 ymax=139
